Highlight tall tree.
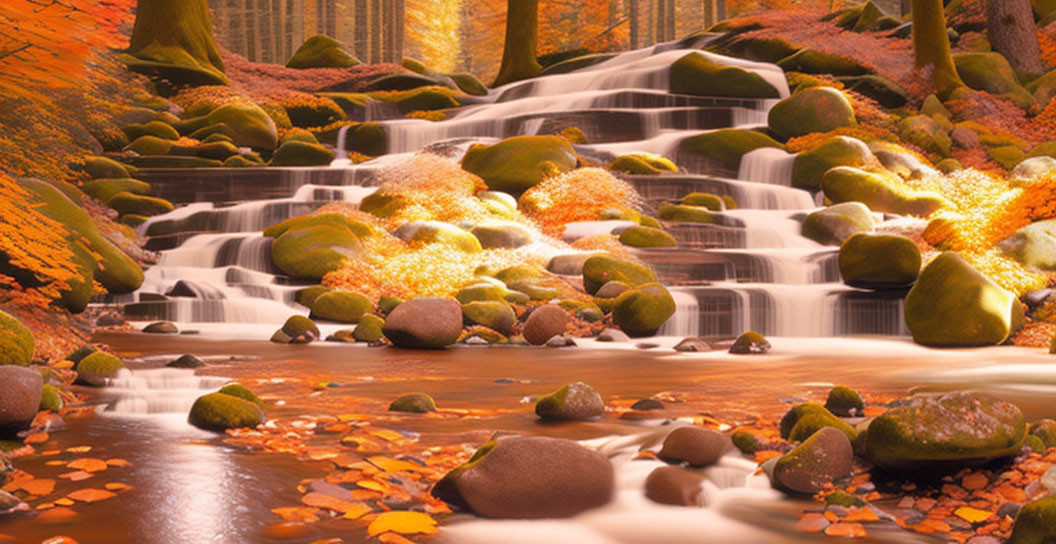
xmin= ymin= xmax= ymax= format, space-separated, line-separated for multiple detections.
xmin=493 ymin=0 xmax=542 ymax=86
xmin=630 ymin=0 xmax=639 ymax=48
xmin=986 ymin=0 xmax=1045 ymax=75
xmin=911 ymin=0 xmax=963 ymax=97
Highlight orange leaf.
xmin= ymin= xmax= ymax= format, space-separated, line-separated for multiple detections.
xmin=66 ymin=488 xmax=116 ymax=503
xmin=104 ymin=459 xmax=131 ymax=467
xmin=366 ymin=511 xmax=437 ymax=537
xmin=67 ymin=458 xmax=107 ymax=473
xmin=20 ymin=478 xmax=55 ymax=496
xmin=24 ymin=432 xmax=49 ymax=444
xmin=104 ymin=483 xmax=132 ymax=492
xmin=377 ymin=532 xmax=417 ymax=544
xmin=271 ymin=506 xmax=321 ymax=523
xmin=341 ymin=502 xmax=374 ymax=520
xmin=58 ymin=471 xmax=93 ymax=482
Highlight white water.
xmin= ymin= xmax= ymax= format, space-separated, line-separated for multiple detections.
xmin=738 ymin=147 xmax=796 ymax=186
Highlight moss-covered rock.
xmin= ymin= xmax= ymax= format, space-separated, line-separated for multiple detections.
xmin=352 ymin=314 xmax=385 ymax=342
xmin=39 ymin=384 xmax=63 ymax=412
xmin=997 ymin=219 xmax=1056 ymax=270
xmin=788 ymin=411 xmax=858 ymax=443
xmin=384 ymin=86 xmax=461 ymax=114
xmin=900 ymin=115 xmax=953 ymax=156
xmin=271 ymin=225 xmax=363 ymax=279
xmin=450 ymin=72 xmax=488 ymax=96
xmin=82 ymin=156 xmax=137 ymax=179
xmin=461 ymin=136 xmax=577 ymax=193
xmin=75 ymin=352 xmax=125 ymax=387
xmin=389 ymin=392 xmax=437 ymax=413
xmin=338 ymin=122 xmax=386 ymax=157
xmin=1028 ymin=419 xmax=1056 ymax=448
xmin=394 ymin=221 xmax=482 ymax=252
xmin=670 ymin=52 xmax=781 ymax=98
xmin=791 ymin=136 xmax=874 ymax=190
xmin=178 ymin=103 xmax=278 ymax=150
xmin=801 ymin=202 xmax=875 ymax=246
xmin=729 ymin=331 xmax=771 ymax=354
xmin=582 ymin=254 xmax=657 ymax=295
xmin=106 ymin=192 xmax=173 ymax=217
xmin=295 ymin=285 xmax=331 ymax=308
xmin=462 ymin=301 xmax=516 ymax=335
xmin=0 ymin=310 xmax=34 ymax=366
xmin=268 ymin=140 xmax=335 ymax=166
xmin=905 ymin=252 xmax=1023 ymax=347
xmin=1009 ymin=495 xmax=1056 ymax=544
xmin=535 ymin=382 xmax=604 ymax=420
xmin=678 ymin=129 xmax=783 ymax=170
xmin=773 ymin=427 xmax=854 ymax=495
xmin=286 ymin=34 xmax=359 ymax=69
xmin=618 ymin=226 xmax=677 ymax=248
xmin=707 ymin=36 xmax=799 ymax=63
xmin=131 ymin=155 xmax=223 ymax=168
xmin=222 ymin=154 xmax=263 ymax=168
xmin=680 ymin=193 xmax=725 ymax=211
xmin=494 ymin=264 xmax=546 ymax=284
xmin=768 ymin=87 xmax=856 ymax=140
xmin=123 ymin=120 xmax=180 ymax=141
xmin=188 ymin=392 xmax=265 ymax=432
xmin=217 ymin=383 xmax=266 ymax=411
xmin=82 ymin=178 xmax=152 ymax=203
xmin=658 ymin=203 xmax=716 ymax=224
xmin=265 ymin=212 xmax=374 ymax=240
xmin=779 ymin=403 xmax=833 ymax=439
xmin=271 ymin=315 xmax=320 ymax=344
xmin=865 ymin=391 xmax=1026 ymax=471
xmin=954 ymin=52 xmax=1035 ymax=110
xmin=731 ymin=430 xmax=766 ymax=454
xmin=612 ymin=283 xmax=675 ymax=337
xmin=776 ymin=49 xmax=870 ymax=76
xmin=607 ymin=153 xmax=678 ymax=175
xmin=838 ymin=74 xmax=908 ymax=108
xmin=838 ymin=233 xmax=921 ymax=289
xmin=122 ymin=0 xmax=229 ymax=89
xmin=309 ymin=291 xmax=372 ymax=323
xmin=506 ymin=279 xmax=558 ymax=301
xmin=125 ymin=135 xmax=173 ymax=156
xmin=825 ymin=386 xmax=864 ymax=417
xmin=470 ymin=221 xmax=533 ymax=249
xmin=456 ymin=282 xmax=509 ymax=304
xmin=822 ymin=167 xmax=951 ymax=217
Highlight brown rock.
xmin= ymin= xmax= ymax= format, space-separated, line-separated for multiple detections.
xmin=382 ymin=297 xmax=463 ymax=349
xmin=659 ymin=426 xmax=732 ymax=467
xmin=522 ymin=305 xmax=571 ymax=346
xmin=644 ymin=466 xmax=706 ymax=506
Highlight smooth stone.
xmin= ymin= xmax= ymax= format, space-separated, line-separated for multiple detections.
xmin=382 ymin=297 xmax=463 ymax=349
xmin=167 ymin=354 xmax=206 ymax=368
xmin=595 ymin=328 xmax=631 ymax=343
xmin=0 ymin=366 xmax=43 ymax=438
xmin=630 ymin=398 xmax=664 ymax=411
xmin=674 ymin=337 xmax=711 ymax=352
xmin=535 ymin=382 xmax=604 ymax=421
xmin=773 ymin=427 xmax=854 ymax=494
xmin=545 ymin=335 xmax=577 ymax=348
xmin=658 ymin=426 xmax=732 ymax=467
xmin=389 ymin=393 xmax=437 ymax=413
xmin=143 ymin=321 xmax=179 ymax=334
xmin=522 ymin=305 xmax=571 ymax=346
xmin=644 ymin=466 xmax=705 ymax=506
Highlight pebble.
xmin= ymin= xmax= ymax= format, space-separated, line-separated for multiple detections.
xmin=644 ymin=466 xmax=705 ymax=506
xmin=996 ymin=502 xmax=1022 ymax=519
xmin=1042 ymin=465 xmax=1056 ymax=492
xmin=630 ymin=398 xmax=664 ymax=411
xmin=658 ymin=427 xmax=731 ymax=467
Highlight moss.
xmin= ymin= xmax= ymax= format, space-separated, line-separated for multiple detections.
xmin=82 ymin=178 xmax=152 ymax=202
xmin=1028 ymin=419 xmax=1056 ymax=448
xmin=68 ymin=345 xmax=97 ymax=364
xmin=295 ymin=285 xmax=331 ymax=308
xmin=455 ymin=283 xmax=508 ymax=304
xmin=506 ymin=279 xmax=559 ymax=301
xmin=273 ymin=315 xmax=320 ymax=344
xmin=124 ymin=135 xmax=173 ymax=156
xmin=39 ymin=385 xmax=63 ymax=412
xmin=954 ymin=52 xmax=1035 ymax=110
xmin=900 ymin=115 xmax=953 ymax=157
xmin=75 ymin=352 xmax=124 ymax=386
xmin=269 ymin=141 xmax=335 ymax=167
xmin=729 ymin=331 xmax=771 ymax=354
xmin=494 ymin=264 xmax=546 ymax=284
xmin=789 ymin=412 xmax=858 ymax=443
xmin=777 ymin=48 xmax=870 ymax=76
xmin=286 ymin=34 xmax=359 ymax=69
xmin=658 ymin=203 xmax=716 ymax=224
xmin=264 ymin=213 xmax=374 ymax=239
xmin=838 ymin=233 xmax=921 ymax=289
xmin=394 ymin=221 xmax=482 ymax=252
xmin=378 ymin=87 xmax=460 ymax=114
xmin=825 ymin=386 xmax=865 ymax=417
xmin=188 ymin=392 xmax=265 ymax=431
xmin=309 ymin=291 xmax=373 ymax=323
xmin=340 ymin=122 xmax=387 ymax=157
xmin=825 ymin=490 xmax=865 ymax=507
xmin=123 ymin=120 xmax=180 ymax=142
xmin=123 ymin=0 xmax=229 ymax=89
xmin=82 ymin=156 xmax=137 ymax=179
xmin=780 ymin=403 xmax=830 ymax=439
xmin=223 ymin=154 xmax=263 ymax=168
xmin=389 ymin=392 xmax=437 ymax=413
xmin=822 ymin=167 xmax=951 ymax=217
xmin=582 ymin=254 xmax=657 ymax=295
xmin=989 ymin=145 xmax=1028 ymax=170
xmin=769 ymin=87 xmax=857 ymax=140
xmin=378 ymin=296 xmax=403 ymax=315
xmin=681 ymin=193 xmax=725 ymax=211
xmin=358 ymin=191 xmax=409 ymax=218
xmin=678 ymin=129 xmax=784 ymax=170
xmin=708 ymin=36 xmax=799 ymax=63
xmin=608 ymin=153 xmax=678 ymax=175
xmin=612 ymin=283 xmax=675 ymax=337
xmin=731 ymin=430 xmax=765 ymax=454
xmin=838 ymin=74 xmax=908 ymax=108
xmin=618 ymin=226 xmax=677 ymax=248
xmin=121 ymin=214 xmax=149 ymax=228
xmin=462 ymin=301 xmax=516 ymax=334
xmin=1009 ymin=495 xmax=1056 ymax=544
xmin=670 ymin=52 xmax=780 ymax=98
xmin=462 ymin=136 xmax=577 ymax=194
xmin=0 ymin=310 xmax=34 ymax=366
xmin=188 ymin=141 xmax=239 ymax=161
xmin=217 ymin=383 xmax=266 ymax=411
xmin=106 ymin=192 xmax=174 ymax=217
xmin=449 ymin=72 xmax=488 ymax=96
xmin=271 ymin=225 xmax=363 ymax=279
xmin=352 ymin=314 xmax=385 ymax=342
xmin=131 ymin=156 xmax=223 ymax=168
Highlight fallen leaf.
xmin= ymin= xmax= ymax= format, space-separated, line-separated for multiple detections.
xmin=58 ymin=471 xmax=93 ymax=482
xmin=67 ymin=458 xmax=107 ymax=473
xmin=20 ymin=478 xmax=56 ymax=496
xmin=66 ymin=488 xmax=116 ymax=503
xmin=65 ymin=446 xmax=91 ymax=454
xmin=104 ymin=459 xmax=130 ymax=467
xmin=36 ymin=507 xmax=78 ymax=522
xmin=341 ymin=502 xmax=374 ymax=520
xmin=824 ymin=522 xmax=866 ymax=538
xmin=954 ymin=506 xmax=992 ymax=524
xmin=24 ymin=433 xmax=49 ymax=444
xmin=366 ymin=511 xmax=437 ymax=537
xmin=104 ymin=483 xmax=132 ymax=492
xmin=271 ymin=506 xmax=321 ymax=523
xmin=377 ymin=532 xmax=416 ymax=544
xmin=54 ymin=498 xmax=74 ymax=506
xmin=356 ymin=480 xmax=389 ymax=493
xmin=300 ymin=492 xmax=362 ymax=515
xmin=367 ymin=456 xmax=420 ymax=473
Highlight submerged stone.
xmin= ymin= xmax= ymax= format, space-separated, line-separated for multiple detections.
xmin=188 ymin=392 xmax=265 ymax=432
xmin=535 ymin=382 xmax=604 ymax=421
xmin=389 ymin=393 xmax=437 ymax=413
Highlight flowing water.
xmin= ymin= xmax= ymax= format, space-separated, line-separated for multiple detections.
xmin=4 ymin=39 xmax=1053 ymax=543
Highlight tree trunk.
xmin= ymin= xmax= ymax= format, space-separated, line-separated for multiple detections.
xmin=354 ymin=0 xmax=368 ymax=60
xmin=987 ymin=0 xmax=1045 ymax=75
xmin=666 ymin=0 xmax=676 ymax=41
xmin=900 ymin=0 xmax=911 ymax=16
xmin=492 ymin=0 xmax=541 ymax=87
xmin=656 ymin=0 xmax=667 ymax=42
xmin=630 ymin=0 xmax=639 ymax=49
xmin=394 ymin=0 xmax=405 ymax=64
xmin=370 ymin=0 xmax=383 ymax=63
xmin=912 ymin=0 xmax=964 ymax=97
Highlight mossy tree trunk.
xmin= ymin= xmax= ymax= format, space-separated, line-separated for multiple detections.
xmin=127 ymin=0 xmax=228 ymax=85
xmin=986 ymin=0 xmax=1045 ymax=76
xmin=912 ymin=0 xmax=964 ymax=97
xmin=492 ymin=0 xmax=542 ymax=87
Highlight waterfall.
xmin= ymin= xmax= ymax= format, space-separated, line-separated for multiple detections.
xmin=738 ymin=147 xmax=796 ymax=186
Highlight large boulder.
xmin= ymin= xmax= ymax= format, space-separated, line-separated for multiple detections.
xmin=1009 ymin=495 xmax=1056 ymax=544
xmin=271 ymin=225 xmax=363 ymax=280
xmin=309 ymin=291 xmax=373 ymax=323
xmin=905 ymin=252 xmax=1023 ymax=346
xmin=669 ymin=52 xmax=780 ymax=99
xmin=382 ymin=298 xmax=463 ymax=349
xmin=75 ymin=352 xmax=125 ymax=387
xmin=180 ymin=103 xmax=279 ymax=150
xmin=522 ymin=305 xmax=571 ymax=346
xmin=462 ymin=301 xmax=516 ymax=335
xmin=864 ymin=391 xmax=1026 ymax=471
xmin=838 ymin=233 xmax=921 ymax=289
xmin=658 ymin=426 xmax=731 ymax=467
xmin=776 ymin=49 xmax=870 ymax=77
xmin=582 ymin=254 xmax=657 ymax=295
xmin=998 ymin=219 xmax=1056 ymax=270
xmin=678 ymin=129 xmax=783 ymax=170
xmin=188 ymin=392 xmax=265 ymax=432
xmin=535 ymin=381 xmax=604 ymax=420
xmin=0 ymin=366 xmax=43 ymax=438
xmin=608 ymin=153 xmax=678 ymax=175
xmin=461 ymin=136 xmax=578 ymax=194
xmin=822 ymin=167 xmax=951 ymax=217
xmin=773 ymin=427 xmax=853 ymax=494
xmin=286 ymin=34 xmax=359 ymax=69
xmin=268 ymin=141 xmax=335 ymax=167
xmin=801 ymin=202 xmax=874 ymax=246
xmin=768 ymin=87 xmax=857 ymax=140
xmin=432 ymin=436 xmax=614 ymax=518
xmin=791 ymin=136 xmax=874 ymax=190
xmin=954 ymin=52 xmax=1035 ymax=110
xmin=618 ymin=226 xmax=677 ymax=248
xmin=0 ymin=311 xmax=34 ymax=366
xmin=611 ymin=283 xmax=676 ymax=337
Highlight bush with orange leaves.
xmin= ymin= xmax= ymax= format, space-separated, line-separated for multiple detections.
xmin=520 ymin=168 xmax=642 ymax=238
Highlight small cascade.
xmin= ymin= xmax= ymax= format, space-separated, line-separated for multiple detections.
xmin=738 ymin=147 xmax=796 ymax=186
xmin=101 ymin=368 xmax=229 ymax=416
xmin=658 ymin=289 xmax=700 ymax=337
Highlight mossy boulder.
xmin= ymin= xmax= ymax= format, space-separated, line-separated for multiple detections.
xmin=295 ymin=285 xmax=331 ymax=308
xmin=286 ymin=35 xmax=359 ymax=69
xmin=188 ymin=392 xmax=265 ymax=432
xmin=732 ymin=430 xmax=766 ymax=454
xmin=470 ymin=222 xmax=533 ymax=249
xmin=582 ymin=254 xmax=657 ymax=294
xmin=339 ymin=122 xmax=387 ymax=157
xmin=494 ymin=264 xmax=546 ymax=284
xmin=352 ymin=314 xmax=385 ymax=342
xmin=801 ymin=202 xmax=874 ymax=245
xmin=461 ymin=136 xmax=577 ymax=194
xmin=729 ymin=331 xmax=771 ymax=354
xmin=125 ymin=135 xmax=173 ymax=156
xmin=456 ymin=282 xmax=510 ymax=304
xmin=611 ymin=283 xmax=675 ymax=337
xmin=264 ymin=212 xmax=374 ymax=240
xmin=106 ymin=192 xmax=173 ymax=217
xmin=864 ymin=391 xmax=1026 ymax=471
xmin=268 ymin=141 xmax=334 ymax=166
xmin=998 ymin=219 xmax=1056 ymax=270
xmin=506 ymin=279 xmax=558 ymax=301
xmin=788 ymin=410 xmax=858 ymax=443
xmin=394 ymin=221 xmax=482 ymax=253
xmin=217 ymin=383 xmax=266 ymax=411
xmin=905 ymin=252 xmax=1023 ymax=347
xmin=825 ymin=386 xmax=865 ymax=418
xmin=82 ymin=157 xmax=137 ymax=179
xmin=39 ymin=385 xmax=63 ymax=412
xmin=271 ymin=225 xmax=363 ymax=279
xmin=389 ymin=392 xmax=436 ymax=413
xmin=618 ymin=226 xmax=677 ymax=248
xmin=954 ymin=53 xmax=1035 ymax=110
xmin=179 ymin=103 xmax=278 ymax=150
xmin=773 ymin=427 xmax=854 ymax=495
xmin=900 ymin=115 xmax=953 ymax=156
xmin=838 ymin=233 xmax=921 ymax=289
xmin=0 ymin=310 xmax=34 ymax=366
xmin=387 ymin=87 xmax=461 ymax=114
xmin=382 ymin=297 xmax=463 ymax=349
xmin=82 ymin=178 xmax=152 ymax=202
xmin=271 ymin=315 xmax=320 ymax=344
xmin=658 ymin=203 xmax=716 ymax=224
xmin=707 ymin=36 xmax=799 ymax=63
xmin=779 ymin=403 xmax=836 ymax=439
xmin=1009 ymin=495 xmax=1056 ymax=544
xmin=822 ymin=167 xmax=951 ymax=217
xmin=607 ymin=153 xmax=678 ymax=175
xmin=838 ymin=74 xmax=908 ymax=108
xmin=450 ymin=72 xmax=488 ymax=96
xmin=75 ymin=352 xmax=125 ymax=387
xmin=1028 ymin=419 xmax=1056 ymax=448
xmin=670 ymin=52 xmax=781 ymax=99
xmin=791 ymin=136 xmax=874 ymax=190
xmin=776 ymin=49 xmax=870 ymax=76
xmin=768 ymin=87 xmax=857 ymax=140
xmin=535 ymin=382 xmax=604 ymax=420
xmin=462 ymin=301 xmax=516 ymax=335
xmin=309 ymin=291 xmax=372 ymax=323
xmin=123 ymin=120 xmax=180 ymax=141
xmin=222 ymin=154 xmax=262 ymax=168
xmin=678 ymin=129 xmax=783 ymax=170
xmin=680 ymin=193 xmax=725 ymax=211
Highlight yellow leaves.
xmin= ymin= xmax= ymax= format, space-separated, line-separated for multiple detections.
xmin=366 ymin=511 xmax=438 ymax=537
xmin=66 ymin=488 xmax=116 ymax=503
xmin=66 ymin=458 xmax=108 ymax=473
xmin=954 ymin=506 xmax=993 ymax=524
